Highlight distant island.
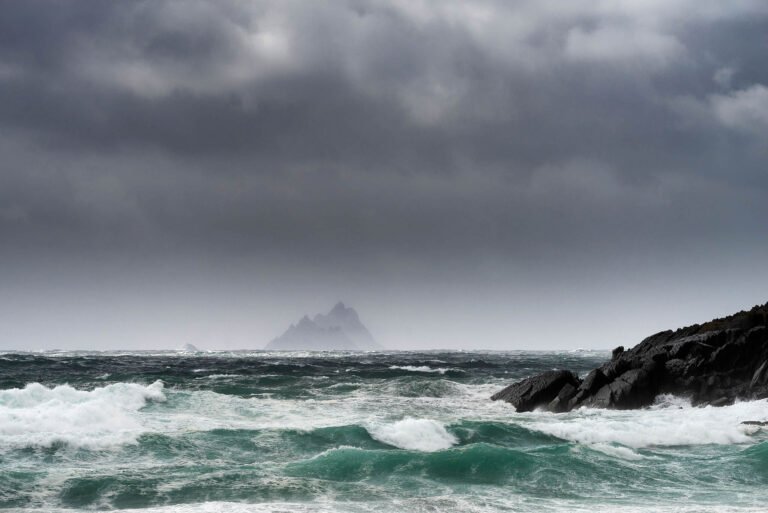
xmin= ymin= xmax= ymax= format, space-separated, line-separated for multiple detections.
xmin=266 ymin=302 xmax=381 ymax=351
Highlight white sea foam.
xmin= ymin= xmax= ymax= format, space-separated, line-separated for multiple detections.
xmin=124 ymin=378 xmax=500 ymax=436
xmin=523 ymin=397 xmax=768 ymax=449
xmin=0 ymin=380 xmax=165 ymax=450
xmin=367 ymin=418 xmax=457 ymax=451
xmin=389 ymin=365 xmax=450 ymax=374
xmin=130 ymin=380 xmax=508 ymax=437
xmin=585 ymin=443 xmax=646 ymax=461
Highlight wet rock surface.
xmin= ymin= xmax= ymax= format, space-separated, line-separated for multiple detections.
xmin=492 ymin=302 xmax=768 ymax=412
xmin=490 ymin=370 xmax=580 ymax=412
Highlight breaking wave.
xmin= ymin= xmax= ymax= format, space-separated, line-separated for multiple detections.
xmin=522 ymin=397 xmax=768 ymax=448
xmin=0 ymin=380 xmax=165 ymax=450
xmin=367 ymin=418 xmax=457 ymax=451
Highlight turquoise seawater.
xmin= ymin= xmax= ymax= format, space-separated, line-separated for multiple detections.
xmin=1 ymin=350 xmax=767 ymax=512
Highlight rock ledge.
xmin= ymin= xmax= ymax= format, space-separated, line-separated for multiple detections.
xmin=492 ymin=302 xmax=768 ymax=411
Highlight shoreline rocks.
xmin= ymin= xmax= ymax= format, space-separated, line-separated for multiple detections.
xmin=492 ymin=302 xmax=768 ymax=412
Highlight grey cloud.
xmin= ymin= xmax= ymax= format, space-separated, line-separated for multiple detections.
xmin=0 ymin=1 xmax=765 ymax=219
xmin=1 ymin=0 xmax=764 ymax=168
xmin=1 ymin=1 xmax=767 ymax=349
xmin=710 ymin=85 xmax=768 ymax=134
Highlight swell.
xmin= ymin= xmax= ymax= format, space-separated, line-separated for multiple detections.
xmin=741 ymin=440 xmax=768 ymax=480
xmin=285 ymin=443 xmax=539 ymax=483
xmin=4 ymin=421 xmax=768 ymax=510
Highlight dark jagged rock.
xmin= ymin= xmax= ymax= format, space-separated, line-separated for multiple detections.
xmin=490 ymin=370 xmax=581 ymax=412
xmin=547 ymin=382 xmax=578 ymax=413
xmin=492 ymin=302 xmax=768 ymax=412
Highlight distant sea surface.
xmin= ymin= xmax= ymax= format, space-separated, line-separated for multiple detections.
xmin=2 ymin=350 xmax=767 ymax=513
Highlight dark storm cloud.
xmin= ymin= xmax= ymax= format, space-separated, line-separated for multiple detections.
xmin=1 ymin=1 xmax=768 ymax=349
xmin=2 ymin=1 xmax=766 ymax=246
xmin=1 ymin=1 xmax=767 ymax=227
xmin=0 ymin=0 xmax=764 ymax=167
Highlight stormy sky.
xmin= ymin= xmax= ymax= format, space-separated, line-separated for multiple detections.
xmin=1 ymin=0 xmax=767 ymax=350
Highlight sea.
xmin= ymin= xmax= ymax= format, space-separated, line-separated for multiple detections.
xmin=1 ymin=350 xmax=767 ymax=513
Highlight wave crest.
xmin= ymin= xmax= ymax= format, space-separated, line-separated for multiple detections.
xmin=367 ymin=418 xmax=457 ymax=452
xmin=0 ymin=380 xmax=165 ymax=450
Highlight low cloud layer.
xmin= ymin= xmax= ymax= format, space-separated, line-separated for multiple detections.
xmin=1 ymin=1 xmax=767 ymax=349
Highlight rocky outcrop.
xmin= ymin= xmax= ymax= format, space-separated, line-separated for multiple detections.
xmin=492 ymin=302 xmax=768 ymax=412
xmin=490 ymin=370 xmax=580 ymax=412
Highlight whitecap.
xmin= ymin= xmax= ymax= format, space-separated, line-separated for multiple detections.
xmin=586 ymin=443 xmax=646 ymax=461
xmin=0 ymin=380 xmax=165 ymax=450
xmin=388 ymin=365 xmax=451 ymax=374
xmin=523 ymin=397 xmax=768 ymax=449
xmin=367 ymin=417 xmax=457 ymax=452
